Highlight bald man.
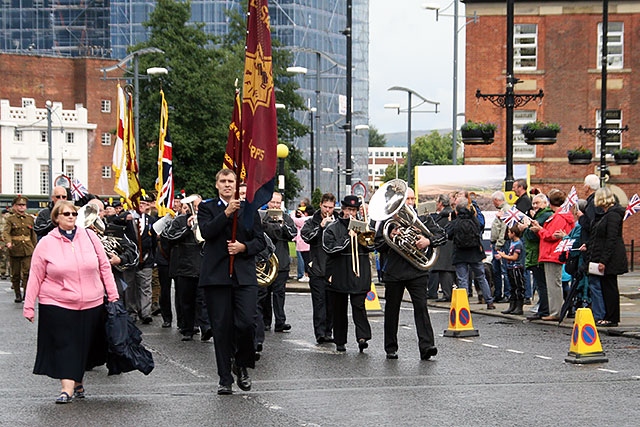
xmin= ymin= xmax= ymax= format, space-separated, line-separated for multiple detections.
xmin=34 ymin=186 xmax=70 ymax=241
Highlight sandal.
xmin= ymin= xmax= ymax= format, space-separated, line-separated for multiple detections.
xmin=55 ymin=391 xmax=72 ymax=404
xmin=597 ymin=320 xmax=619 ymax=327
xmin=73 ymin=385 xmax=85 ymax=399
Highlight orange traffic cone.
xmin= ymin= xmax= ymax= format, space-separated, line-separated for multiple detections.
xmin=565 ymin=307 xmax=608 ymax=364
xmin=444 ymin=288 xmax=479 ymax=337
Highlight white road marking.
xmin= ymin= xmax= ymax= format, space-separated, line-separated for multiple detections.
xmin=598 ymin=368 xmax=619 ymax=374
xmin=482 ymin=344 xmax=499 ymax=348
xmin=506 ymin=349 xmax=524 ymax=354
xmin=0 ymin=351 xmax=11 ymax=355
xmin=459 ymin=339 xmax=474 ymax=343
xmin=535 ymin=355 xmax=552 ymax=360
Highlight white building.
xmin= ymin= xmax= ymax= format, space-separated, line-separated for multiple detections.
xmin=0 ymin=98 xmax=95 ymax=196
xmin=368 ymin=146 xmax=407 ymax=190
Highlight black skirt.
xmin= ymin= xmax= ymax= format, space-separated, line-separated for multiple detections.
xmin=34 ymin=304 xmax=107 ymax=382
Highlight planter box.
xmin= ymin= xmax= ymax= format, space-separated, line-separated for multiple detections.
xmin=524 ymin=128 xmax=558 ymax=145
xmin=461 ymin=128 xmax=494 ymax=145
xmin=568 ymin=152 xmax=593 ymax=165
xmin=614 ymin=153 xmax=638 ymax=165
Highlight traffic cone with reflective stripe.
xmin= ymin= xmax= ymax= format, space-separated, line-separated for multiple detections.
xmin=565 ymin=307 xmax=608 ymax=364
xmin=365 ymin=282 xmax=383 ymax=316
xmin=444 ymin=288 xmax=479 ymax=337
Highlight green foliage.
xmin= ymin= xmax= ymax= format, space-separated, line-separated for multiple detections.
xmin=460 ymin=120 xmax=497 ymax=132
xmin=133 ymin=0 xmax=308 ymax=201
xmin=613 ymin=147 xmax=639 ymax=156
xmin=522 ymin=121 xmax=561 ymax=133
xmin=568 ymin=145 xmax=592 ymax=155
xmin=311 ymin=188 xmax=323 ymax=210
xmin=381 ymin=131 xmax=456 ymax=186
xmin=368 ymin=125 xmax=387 ymax=147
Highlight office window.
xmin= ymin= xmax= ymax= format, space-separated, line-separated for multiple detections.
xmin=41 ymin=131 xmax=47 ymax=143
xmin=514 ymin=24 xmax=537 ymax=70
xmin=40 ymin=165 xmax=49 ymax=195
xmin=65 ymin=165 xmax=75 ymax=180
xmin=22 ymin=98 xmax=35 ymax=107
xmin=513 ymin=110 xmax=536 ymax=158
xmin=101 ymin=100 xmax=111 ymax=113
xmin=102 ymin=166 xmax=112 ymax=178
xmin=66 ymin=132 xmax=75 ymax=144
xmin=598 ymin=22 xmax=623 ymax=69
xmin=14 ymin=129 xmax=22 ymax=141
xmin=596 ymin=109 xmax=623 ymax=153
xmin=14 ymin=164 xmax=23 ymax=194
xmin=102 ymin=132 xmax=112 ymax=145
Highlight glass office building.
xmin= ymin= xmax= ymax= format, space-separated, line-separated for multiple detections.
xmin=1 ymin=0 xmax=369 ymax=197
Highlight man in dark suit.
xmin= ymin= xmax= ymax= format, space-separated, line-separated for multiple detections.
xmin=198 ymin=169 xmax=266 ymax=395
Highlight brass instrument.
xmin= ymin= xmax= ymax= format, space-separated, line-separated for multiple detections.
xmin=368 ymin=179 xmax=439 ymax=271
xmin=357 ymin=196 xmax=375 ymax=247
xmin=182 ymin=195 xmax=204 ymax=244
xmin=256 ymin=253 xmax=279 ymax=286
xmin=78 ymin=204 xmax=130 ymax=272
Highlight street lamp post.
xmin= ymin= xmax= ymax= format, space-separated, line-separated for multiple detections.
xmin=344 ymin=0 xmax=353 ymax=189
xmin=424 ymin=1 xmax=478 ymax=166
xmin=385 ymin=87 xmax=439 ymax=185
xmin=277 ymin=143 xmax=289 ymax=204
xmin=46 ymin=100 xmax=53 ymax=196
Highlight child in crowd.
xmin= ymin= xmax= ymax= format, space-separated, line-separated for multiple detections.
xmin=497 ymin=226 xmax=525 ymax=315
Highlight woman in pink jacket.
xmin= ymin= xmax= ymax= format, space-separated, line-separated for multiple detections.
xmin=23 ymin=200 xmax=119 ymax=404
xmin=529 ymin=189 xmax=575 ymax=321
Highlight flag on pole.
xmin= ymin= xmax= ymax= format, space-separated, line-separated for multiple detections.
xmin=223 ymin=88 xmax=245 ymax=182
xmin=70 ymin=177 xmax=89 ymax=201
xmin=241 ymin=0 xmax=278 ymax=216
xmin=624 ymin=193 xmax=640 ymax=221
xmin=114 ymin=86 xmax=141 ymax=211
xmin=113 ymin=84 xmax=127 ymax=191
xmin=500 ymin=205 xmax=526 ymax=228
xmin=155 ymin=90 xmax=174 ymax=217
xmin=559 ymin=186 xmax=579 ymax=214
xmin=554 ymin=238 xmax=576 ymax=253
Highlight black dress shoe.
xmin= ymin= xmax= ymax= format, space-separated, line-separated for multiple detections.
xmin=264 ymin=325 xmax=271 ymax=331
xmin=217 ymin=384 xmax=233 ymax=395
xmin=421 ymin=346 xmax=438 ymax=360
xmin=526 ymin=313 xmax=543 ymax=321
xmin=256 ymin=342 xmax=263 ymax=352
xmin=316 ymin=336 xmax=326 ymax=344
xmin=386 ymin=352 xmax=398 ymax=360
xmin=201 ymin=329 xmax=213 ymax=342
xmin=274 ymin=324 xmax=291 ymax=332
xmin=323 ymin=336 xmax=334 ymax=343
xmin=336 ymin=344 xmax=346 ymax=352
xmin=234 ymin=366 xmax=251 ymax=391
xmin=151 ymin=308 xmax=162 ymax=316
xmin=358 ymin=339 xmax=368 ymax=353
xmin=142 ymin=317 xmax=153 ymax=324
xmin=161 ymin=321 xmax=171 ymax=328
xmin=181 ymin=335 xmax=193 ymax=341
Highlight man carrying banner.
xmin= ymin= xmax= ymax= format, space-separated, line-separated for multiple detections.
xmin=198 ymin=169 xmax=265 ymax=395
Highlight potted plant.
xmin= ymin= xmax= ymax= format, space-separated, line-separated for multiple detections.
xmin=613 ymin=148 xmax=639 ymax=165
xmin=567 ymin=146 xmax=593 ymax=164
xmin=522 ymin=121 xmax=561 ymax=145
xmin=460 ymin=120 xmax=496 ymax=145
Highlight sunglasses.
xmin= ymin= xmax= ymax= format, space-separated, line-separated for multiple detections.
xmin=60 ymin=211 xmax=78 ymax=217
xmin=54 ymin=195 xmax=68 ymax=199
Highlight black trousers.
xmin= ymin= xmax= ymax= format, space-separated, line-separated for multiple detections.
xmin=329 ymin=290 xmax=371 ymax=347
xmin=203 ymin=285 xmax=258 ymax=386
xmin=428 ymin=270 xmax=455 ymax=300
xmin=176 ymin=276 xmax=199 ymax=336
xmin=260 ymin=270 xmax=287 ymax=328
xmin=309 ymin=276 xmax=333 ymax=339
xmin=601 ymin=274 xmax=620 ymax=323
xmin=384 ymin=277 xmax=435 ymax=356
xmin=157 ymin=264 xmax=172 ymax=324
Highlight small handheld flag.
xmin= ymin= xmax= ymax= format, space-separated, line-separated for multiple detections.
xmin=624 ymin=193 xmax=640 ymax=221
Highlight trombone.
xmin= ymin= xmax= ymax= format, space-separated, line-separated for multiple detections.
xmin=347 ymin=197 xmax=375 ymax=277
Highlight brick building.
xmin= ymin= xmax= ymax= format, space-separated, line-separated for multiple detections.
xmin=0 ymin=53 xmax=122 ymax=198
xmin=463 ymin=0 xmax=640 ymax=264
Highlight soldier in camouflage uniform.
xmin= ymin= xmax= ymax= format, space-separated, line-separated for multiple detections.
xmin=3 ymin=196 xmax=36 ymax=302
xmin=0 ymin=208 xmax=11 ymax=279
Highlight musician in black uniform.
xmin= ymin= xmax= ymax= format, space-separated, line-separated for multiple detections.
xmin=322 ymin=195 xmax=373 ymax=353
xmin=198 ymin=169 xmax=265 ymax=395
xmin=301 ymin=192 xmax=336 ymax=343
xmin=374 ymin=187 xmax=446 ymax=360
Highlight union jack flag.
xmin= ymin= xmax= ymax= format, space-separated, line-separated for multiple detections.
xmin=559 ymin=186 xmax=579 ymax=214
xmin=500 ymin=205 xmax=526 ymax=228
xmin=70 ymin=177 xmax=88 ymax=201
xmin=554 ymin=238 xmax=576 ymax=253
xmin=624 ymin=193 xmax=640 ymax=221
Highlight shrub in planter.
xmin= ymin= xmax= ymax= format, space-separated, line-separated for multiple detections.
xmin=567 ymin=146 xmax=593 ymax=164
xmin=613 ymin=148 xmax=639 ymax=165
xmin=522 ymin=121 xmax=561 ymax=145
xmin=460 ymin=121 xmax=496 ymax=145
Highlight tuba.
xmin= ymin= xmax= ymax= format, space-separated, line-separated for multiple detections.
xmin=368 ymin=179 xmax=439 ymax=271
xmin=256 ymin=233 xmax=279 ymax=286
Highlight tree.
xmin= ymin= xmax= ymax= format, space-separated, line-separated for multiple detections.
xmin=133 ymin=0 xmax=308 ymax=201
xmin=368 ymin=125 xmax=387 ymax=147
xmin=381 ymin=131 xmax=456 ymax=186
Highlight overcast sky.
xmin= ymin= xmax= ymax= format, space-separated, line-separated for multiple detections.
xmin=369 ymin=0 xmax=469 ymax=135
